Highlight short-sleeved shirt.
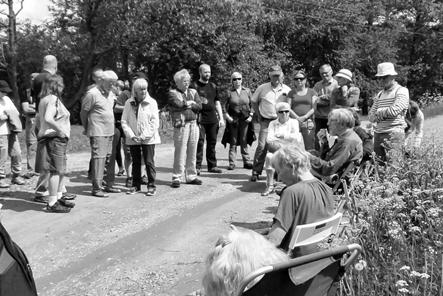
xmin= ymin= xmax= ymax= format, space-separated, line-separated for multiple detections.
xmin=190 ymin=81 xmax=219 ymax=124
xmin=251 ymin=82 xmax=291 ymax=119
xmin=81 ymin=86 xmax=115 ymax=137
xmin=287 ymin=88 xmax=317 ymax=117
xmin=274 ymin=179 xmax=334 ymax=255
xmin=0 ymin=94 xmax=18 ymax=136
xmin=31 ymin=70 xmax=52 ymax=112
xmin=313 ymin=79 xmax=339 ymax=119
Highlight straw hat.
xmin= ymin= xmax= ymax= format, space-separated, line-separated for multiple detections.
xmin=375 ymin=62 xmax=398 ymax=77
xmin=335 ymin=69 xmax=353 ymax=82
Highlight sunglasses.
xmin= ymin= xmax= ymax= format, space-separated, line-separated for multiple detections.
xmin=232 ymin=78 xmax=242 ymax=81
xmin=294 ymin=77 xmax=305 ymax=81
xmin=278 ymin=110 xmax=289 ymax=114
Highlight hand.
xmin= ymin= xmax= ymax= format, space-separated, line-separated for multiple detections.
xmin=186 ymin=101 xmax=194 ymax=108
xmin=245 ymin=116 xmax=252 ymax=123
xmin=225 ymin=115 xmax=234 ymax=123
xmin=297 ymin=115 xmax=307 ymax=123
xmin=219 ymin=119 xmax=225 ymax=128
xmin=132 ymin=136 xmax=141 ymax=143
xmin=275 ymin=133 xmax=284 ymax=139
xmin=0 ymin=113 xmax=7 ymax=121
xmin=317 ymin=128 xmax=328 ymax=141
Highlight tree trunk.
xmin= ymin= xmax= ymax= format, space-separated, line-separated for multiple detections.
xmin=5 ymin=0 xmax=20 ymax=107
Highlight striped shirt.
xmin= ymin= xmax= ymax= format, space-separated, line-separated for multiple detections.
xmin=368 ymin=82 xmax=409 ymax=133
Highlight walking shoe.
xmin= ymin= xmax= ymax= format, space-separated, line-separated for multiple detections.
xmin=11 ymin=176 xmax=25 ymax=185
xmin=0 ymin=179 xmax=10 ymax=188
xmin=59 ymin=198 xmax=75 ymax=208
xmin=250 ymin=172 xmax=260 ymax=182
xmin=146 ymin=187 xmax=156 ymax=196
xmin=62 ymin=192 xmax=77 ymax=200
xmin=208 ymin=167 xmax=222 ymax=173
xmin=125 ymin=177 xmax=133 ymax=188
xmin=171 ymin=180 xmax=181 ymax=188
xmin=46 ymin=201 xmax=71 ymax=213
xmin=34 ymin=195 xmax=49 ymax=204
xmin=187 ymin=178 xmax=202 ymax=185
xmin=117 ymin=169 xmax=126 ymax=176
xmin=23 ymin=172 xmax=37 ymax=179
xmin=92 ymin=190 xmax=109 ymax=198
xmin=227 ymin=164 xmax=235 ymax=170
xmin=104 ymin=186 xmax=122 ymax=193
xmin=126 ymin=187 xmax=141 ymax=195
xmin=243 ymin=162 xmax=253 ymax=170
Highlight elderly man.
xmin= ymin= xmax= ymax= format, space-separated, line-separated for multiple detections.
xmin=369 ymin=62 xmax=409 ymax=163
xmin=250 ymin=65 xmax=291 ymax=181
xmin=81 ymin=70 xmax=119 ymax=197
xmin=313 ymin=64 xmax=339 ymax=150
xmin=191 ymin=64 xmax=224 ymax=174
xmin=309 ymin=108 xmax=363 ymax=179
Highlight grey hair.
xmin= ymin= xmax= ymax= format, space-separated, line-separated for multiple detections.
xmin=271 ymin=145 xmax=311 ymax=176
xmin=173 ymin=69 xmax=191 ymax=84
xmin=329 ymin=108 xmax=355 ymax=128
xmin=102 ymin=70 xmax=118 ymax=81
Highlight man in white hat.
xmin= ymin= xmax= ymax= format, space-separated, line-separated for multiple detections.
xmin=369 ymin=62 xmax=409 ymax=163
xmin=330 ymin=69 xmax=360 ymax=110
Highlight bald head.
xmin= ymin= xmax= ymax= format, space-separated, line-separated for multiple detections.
xmin=199 ymin=64 xmax=211 ymax=83
xmin=43 ymin=55 xmax=57 ymax=74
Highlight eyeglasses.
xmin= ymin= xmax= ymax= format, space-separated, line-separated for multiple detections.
xmin=294 ymin=77 xmax=305 ymax=81
xmin=278 ymin=110 xmax=289 ymax=114
xmin=232 ymin=78 xmax=242 ymax=81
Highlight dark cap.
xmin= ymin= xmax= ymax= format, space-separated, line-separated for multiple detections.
xmin=269 ymin=65 xmax=283 ymax=76
xmin=0 ymin=80 xmax=12 ymax=93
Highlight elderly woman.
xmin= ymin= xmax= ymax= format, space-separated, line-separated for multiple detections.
xmin=309 ymin=108 xmax=363 ymax=179
xmin=268 ymin=145 xmax=335 ymax=257
xmin=262 ymin=102 xmax=303 ymax=196
xmin=287 ymin=70 xmax=317 ymax=150
xmin=121 ymin=78 xmax=160 ymax=196
xmin=168 ymin=69 xmax=203 ymax=188
xmin=330 ymin=69 xmax=360 ymax=110
xmin=35 ymin=74 xmax=74 ymax=213
xmin=222 ymin=72 xmax=254 ymax=170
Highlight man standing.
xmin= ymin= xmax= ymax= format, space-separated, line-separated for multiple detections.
xmin=81 ymin=70 xmax=119 ymax=197
xmin=313 ymin=64 xmax=339 ymax=150
xmin=250 ymin=65 xmax=291 ymax=181
xmin=369 ymin=62 xmax=409 ymax=163
xmin=191 ymin=64 xmax=224 ymax=174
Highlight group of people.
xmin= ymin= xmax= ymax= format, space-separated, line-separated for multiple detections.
xmin=0 ymin=56 xmax=423 ymax=215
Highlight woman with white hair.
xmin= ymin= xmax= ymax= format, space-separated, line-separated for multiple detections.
xmin=121 ymin=78 xmax=160 ymax=195
xmin=168 ymin=69 xmax=203 ymax=188
xmin=262 ymin=102 xmax=303 ymax=196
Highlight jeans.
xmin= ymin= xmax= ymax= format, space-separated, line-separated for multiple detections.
xmin=172 ymin=121 xmax=199 ymax=182
xmin=252 ymin=118 xmax=272 ymax=175
xmin=25 ymin=116 xmax=37 ymax=172
xmin=226 ymin=119 xmax=250 ymax=165
xmin=104 ymin=128 xmax=120 ymax=187
xmin=130 ymin=144 xmax=156 ymax=190
xmin=374 ymin=131 xmax=405 ymax=164
xmin=196 ymin=122 xmax=219 ymax=170
xmin=0 ymin=134 xmax=22 ymax=179
xmin=90 ymin=136 xmax=113 ymax=192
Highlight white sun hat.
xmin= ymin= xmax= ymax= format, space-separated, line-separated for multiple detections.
xmin=375 ymin=62 xmax=398 ymax=77
xmin=335 ymin=69 xmax=353 ymax=82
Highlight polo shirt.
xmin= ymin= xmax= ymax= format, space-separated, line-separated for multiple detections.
xmin=81 ymin=86 xmax=115 ymax=137
xmin=313 ymin=78 xmax=339 ymax=119
xmin=251 ymin=82 xmax=291 ymax=119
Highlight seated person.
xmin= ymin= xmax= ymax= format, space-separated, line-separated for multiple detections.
xmin=268 ymin=145 xmax=335 ymax=258
xmin=309 ymin=108 xmax=363 ymax=180
xmin=262 ymin=102 xmax=303 ymax=196
xmin=404 ymin=100 xmax=424 ymax=150
xmin=352 ymin=110 xmax=373 ymax=163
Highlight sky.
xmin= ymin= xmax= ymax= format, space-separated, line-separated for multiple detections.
xmin=17 ymin=0 xmax=51 ymax=24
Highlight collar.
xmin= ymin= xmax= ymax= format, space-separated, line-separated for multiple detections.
xmin=384 ymin=81 xmax=398 ymax=91
xmin=231 ymin=86 xmax=246 ymax=91
xmin=269 ymin=82 xmax=283 ymax=91
xmin=129 ymin=96 xmax=151 ymax=106
xmin=198 ymin=79 xmax=209 ymax=85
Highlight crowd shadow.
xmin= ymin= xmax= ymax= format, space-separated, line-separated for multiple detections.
xmin=231 ymin=220 xmax=272 ymax=235
xmin=220 ymin=178 xmax=265 ymax=193
xmin=0 ymin=190 xmax=46 ymax=212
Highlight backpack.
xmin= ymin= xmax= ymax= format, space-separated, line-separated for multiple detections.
xmin=0 ymin=221 xmax=38 ymax=296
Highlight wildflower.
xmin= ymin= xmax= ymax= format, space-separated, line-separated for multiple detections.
xmin=398 ymin=287 xmax=409 ymax=293
xmin=420 ymin=273 xmax=430 ymax=279
xmin=409 ymin=226 xmax=421 ymax=233
xmin=427 ymin=207 xmax=440 ymax=218
xmin=399 ymin=265 xmax=411 ymax=272
xmin=427 ymin=246 xmax=436 ymax=256
xmin=410 ymin=210 xmax=417 ymax=216
xmin=395 ymin=280 xmax=408 ymax=287
xmin=410 ymin=271 xmax=422 ymax=277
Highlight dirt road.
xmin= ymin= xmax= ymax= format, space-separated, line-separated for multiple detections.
xmin=0 ymin=142 xmax=276 ymax=296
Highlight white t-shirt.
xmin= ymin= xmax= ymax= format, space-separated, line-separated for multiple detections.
xmin=0 ymin=95 xmax=18 ymax=136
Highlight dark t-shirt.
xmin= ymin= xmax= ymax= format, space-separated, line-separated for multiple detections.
xmin=274 ymin=179 xmax=334 ymax=256
xmin=31 ymin=70 xmax=51 ymax=112
xmin=190 ymin=80 xmax=219 ymax=124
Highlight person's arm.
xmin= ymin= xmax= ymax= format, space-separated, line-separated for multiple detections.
xmin=347 ymin=86 xmax=360 ymax=107
xmin=376 ymin=87 xmax=409 ymax=120
xmin=44 ymin=98 xmax=67 ymax=137
xmin=215 ymin=100 xmax=225 ymax=127
xmin=121 ymin=101 xmax=136 ymax=139
xmin=168 ymin=90 xmax=186 ymax=109
xmin=151 ymin=100 xmax=160 ymax=130
xmin=309 ymin=138 xmax=352 ymax=176
xmin=190 ymin=91 xmax=202 ymax=112
xmin=21 ymin=102 xmax=36 ymax=116
xmin=267 ymin=121 xmax=277 ymax=142
xmin=251 ymin=85 xmax=262 ymax=119
xmin=267 ymin=221 xmax=287 ymax=247
xmin=284 ymin=120 xmax=301 ymax=141
xmin=412 ymin=110 xmax=424 ymax=148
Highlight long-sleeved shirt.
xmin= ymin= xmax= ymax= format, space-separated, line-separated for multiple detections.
xmin=405 ymin=109 xmax=424 ymax=148
xmin=121 ymin=95 xmax=161 ymax=145
xmin=368 ymin=82 xmax=409 ymax=133
xmin=168 ymin=88 xmax=202 ymax=123
xmin=222 ymin=86 xmax=253 ymax=119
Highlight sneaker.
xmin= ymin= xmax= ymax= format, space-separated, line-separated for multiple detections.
xmin=126 ymin=187 xmax=141 ymax=195
xmin=34 ymin=195 xmax=49 ymax=204
xmin=62 ymin=192 xmax=77 ymax=200
xmin=46 ymin=201 xmax=71 ymax=213
xmin=261 ymin=185 xmax=275 ymax=196
xmin=11 ymin=176 xmax=25 ymax=185
xmin=208 ymin=167 xmax=222 ymax=173
xmin=187 ymin=178 xmax=202 ymax=185
xmin=243 ymin=162 xmax=253 ymax=170
xmin=59 ymin=198 xmax=75 ymax=208
xmin=171 ymin=180 xmax=181 ymax=188
xmin=104 ymin=187 xmax=122 ymax=193
xmin=227 ymin=164 xmax=235 ymax=170
xmin=146 ymin=187 xmax=156 ymax=196
xmin=125 ymin=177 xmax=133 ymax=188
xmin=92 ymin=190 xmax=109 ymax=198
xmin=250 ymin=172 xmax=260 ymax=182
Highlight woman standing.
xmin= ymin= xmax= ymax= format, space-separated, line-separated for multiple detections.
xmin=330 ymin=69 xmax=360 ymax=110
xmin=287 ymin=70 xmax=317 ymax=150
xmin=121 ymin=78 xmax=160 ymax=196
xmin=222 ymin=72 xmax=253 ymax=170
xmin=35 ymin=74 xmax=74 ymax=213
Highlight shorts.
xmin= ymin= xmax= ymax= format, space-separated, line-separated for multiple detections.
xmin=90 ymin=136 xmax=113 ymax=159
xmin=35 ymin=137 xmax=68 ymax=174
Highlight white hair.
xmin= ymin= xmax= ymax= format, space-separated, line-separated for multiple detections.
xmin=102 ymin=70 xmax=118 ymax=81
xmin=173 ymin=69 xmax=191 ymax=84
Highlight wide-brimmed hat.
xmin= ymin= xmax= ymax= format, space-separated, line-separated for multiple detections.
xmin=0 ymin=80 xmax=12 ymax=93
xmin=276 ymin=102 xmax=290 ymax=112
xmin=375 ymin=62 xmax=398 ymax=77
xmin=269 ymin=65 xmax=283 ymax=76
xmin=335 ymin=69 xmax=353 ymax=82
